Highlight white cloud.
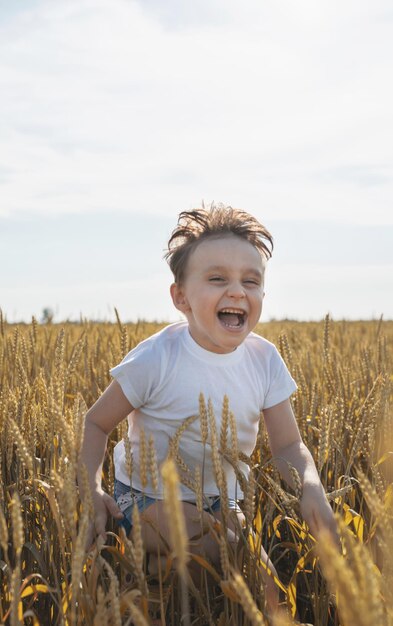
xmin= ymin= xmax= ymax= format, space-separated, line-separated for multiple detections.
xmin=0 ymin=272 xmax=175 ymax=323
xmin=0 ymin=0 xmax=392 ymax=224
xmin=264 ymin=263 xmax=393 ymax=320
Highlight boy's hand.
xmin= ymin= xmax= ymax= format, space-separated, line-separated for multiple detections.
xmin=86 ymin=489 xmax=124 ymax=549
xmin=300 ymin=483 xmax=339 ymax=546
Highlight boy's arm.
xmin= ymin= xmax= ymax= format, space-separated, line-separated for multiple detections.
xmin=263 ymin=399 xmax=337 ymax=541
xmin=79 ymin=380 xmax=134 ymax=541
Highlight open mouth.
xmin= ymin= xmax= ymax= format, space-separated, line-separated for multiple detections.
xmin=217 ymin=308 xmax=247 ymax=329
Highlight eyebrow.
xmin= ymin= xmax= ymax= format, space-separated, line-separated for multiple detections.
xmin=204 ymin=265 xmax=263 ymax=278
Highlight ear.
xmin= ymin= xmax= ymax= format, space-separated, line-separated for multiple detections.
xmin=170 ymin=283 xmax=190 ymax=313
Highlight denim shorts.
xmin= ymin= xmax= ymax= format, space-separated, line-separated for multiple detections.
xmin=114 ymin=478 xmax=241 ymax=535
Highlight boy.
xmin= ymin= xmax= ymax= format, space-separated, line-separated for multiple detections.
xmin=80 ymin=204 xmax=336 ymax=613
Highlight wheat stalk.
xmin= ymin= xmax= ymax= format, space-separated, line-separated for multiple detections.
xmin=161 ymin=457 xmax=189 ymax=578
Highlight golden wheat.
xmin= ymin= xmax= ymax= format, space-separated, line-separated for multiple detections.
xmin=0 ymin=314 xmax=391 ymax=625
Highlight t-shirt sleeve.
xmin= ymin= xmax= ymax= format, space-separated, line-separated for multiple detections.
xmin=263 ymin=345 xmax=297 ymax=409
xmin=110 ymin=342 xmax=160 ymax=408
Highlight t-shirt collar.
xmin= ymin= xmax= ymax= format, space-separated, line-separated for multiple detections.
xmin=181 ymin=325 xmax=245 ymax=365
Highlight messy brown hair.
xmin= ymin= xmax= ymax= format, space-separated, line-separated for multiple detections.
xmin=165 ymin=203 xmax=273 ymax=284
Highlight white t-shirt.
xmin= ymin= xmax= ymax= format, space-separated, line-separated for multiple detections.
xmin=110 ymin=322 xmax=297 ymax=500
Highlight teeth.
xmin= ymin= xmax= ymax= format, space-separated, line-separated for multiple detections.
xmin=220 ymin=308 xmax=246 ymax=314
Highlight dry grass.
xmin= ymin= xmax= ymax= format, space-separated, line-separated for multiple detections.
xmin=0 ymin=311 xmax=392 ymax=625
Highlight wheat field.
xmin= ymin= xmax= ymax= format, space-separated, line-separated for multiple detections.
xmin=0 ymin=311 xmax=392 ymax=626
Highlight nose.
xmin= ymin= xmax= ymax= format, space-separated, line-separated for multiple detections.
xmin=226 ymin=280 xmax=246 ymax=298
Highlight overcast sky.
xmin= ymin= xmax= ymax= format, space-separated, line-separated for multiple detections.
xmin=1 ymin=0 xmax=392 ymax=322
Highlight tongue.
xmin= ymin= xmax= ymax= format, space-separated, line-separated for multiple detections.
xmin=220 ymin=312 xmax=240 ymax=326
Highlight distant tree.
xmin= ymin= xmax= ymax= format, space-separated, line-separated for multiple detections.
xmin=41 ymin=307 xmax=54 ymax=324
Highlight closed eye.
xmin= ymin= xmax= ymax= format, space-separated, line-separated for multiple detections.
xmin=208 ymin=276 xmax=225 ymax=282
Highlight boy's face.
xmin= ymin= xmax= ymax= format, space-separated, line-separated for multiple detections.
xmin=170 ymin=235 xmax=265 ymax=354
